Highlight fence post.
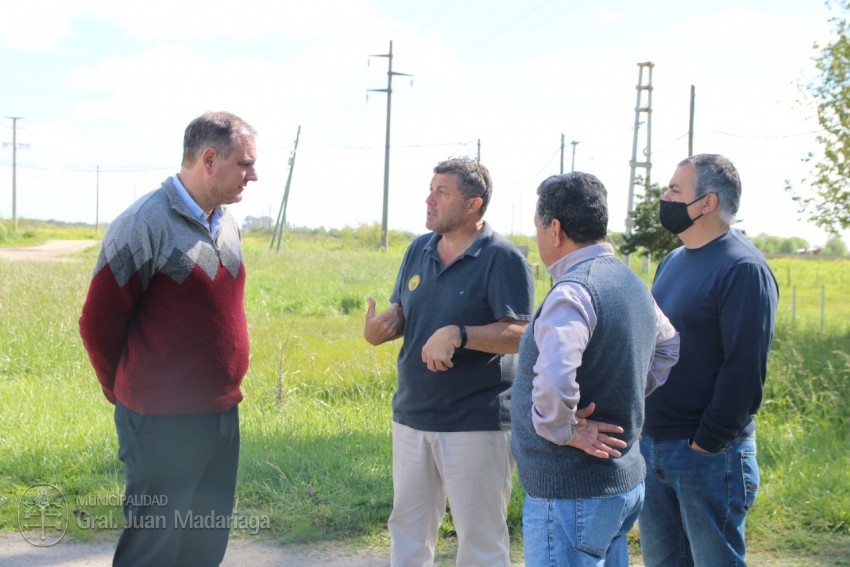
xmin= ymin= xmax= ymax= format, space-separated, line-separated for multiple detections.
xmin=792 ymin=286 xmax=796 ymax=330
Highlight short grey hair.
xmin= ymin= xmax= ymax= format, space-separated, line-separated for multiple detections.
xmin=679 ymin=154 xmax=741 ymax=225
xmin=182 ymin=111 xmax=257 ymax=167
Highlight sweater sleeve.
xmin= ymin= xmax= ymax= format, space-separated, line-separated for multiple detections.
xmin=79 ymin=215 xmax=153 ymax=403
xmin=530 ymin=282 xmax=592 ymax=445
xmin=645 ymin=301 xmax=680 ymax=397
xmin=693 ymin=260 xmax=777 ymax=452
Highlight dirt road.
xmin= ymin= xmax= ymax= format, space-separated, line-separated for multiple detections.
xmin=0 ymin=533 xmax=390 ymax=566
xmin=0 ymin=239 xmax=100 ymax=262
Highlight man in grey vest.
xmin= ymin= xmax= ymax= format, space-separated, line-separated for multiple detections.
xmin=511 ymin=172 xmax=679 ymax=567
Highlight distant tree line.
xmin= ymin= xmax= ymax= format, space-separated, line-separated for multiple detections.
xmin=242 ymin=209 xmax=847 ymax=258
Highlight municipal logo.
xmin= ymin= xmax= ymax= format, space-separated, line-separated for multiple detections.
xmin=408 ymin=275 xmax=420 ymax=291
xmin=18 ymin=483 xmax=68 ymax=546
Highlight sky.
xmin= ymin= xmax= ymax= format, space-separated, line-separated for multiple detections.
xmin=0 ymin=0 xmax=844 ymax=245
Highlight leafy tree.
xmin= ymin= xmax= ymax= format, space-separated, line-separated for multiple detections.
xmin=790 ymin=0 xmax=850 ymax=233
xmin=750 ymin=233 xmax=786 ymax=254
xmin=619 ymin=180 xmax=681 ymax=261
xmin=242 ymin=215 xmax=273 ymax=232
xmin=824 ymin=236 xmax=848 ymax=255
xmin=779 ymin=236 xmax=810 ymax=254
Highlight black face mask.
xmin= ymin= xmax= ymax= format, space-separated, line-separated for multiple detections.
xmin=659 ymin=195 xmax=707 ymax=235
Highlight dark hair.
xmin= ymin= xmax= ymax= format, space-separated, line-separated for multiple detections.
xmin=678 ymin=153 xmax=740 ymax=224
xmin=536 ymin=172 xmax=608 ymax=244
xmin=433 ymin=157 xmax=493 ymax=215
xmin=182 ymin=111 xmax=257 ymax=167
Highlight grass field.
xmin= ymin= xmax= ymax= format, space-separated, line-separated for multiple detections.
xmin=0 ymin=223 xmax=848 ymax=564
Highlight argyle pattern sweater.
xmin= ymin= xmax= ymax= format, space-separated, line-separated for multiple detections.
xmin=79 ymin=178 xmax=249 ymax=416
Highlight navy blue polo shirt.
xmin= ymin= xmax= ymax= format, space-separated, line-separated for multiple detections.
xmin=389 ymin=222 xmax=535 ymax=432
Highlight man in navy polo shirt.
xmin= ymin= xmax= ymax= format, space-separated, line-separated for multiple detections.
xmin=365 ymin=156 xmax=535 ymax=567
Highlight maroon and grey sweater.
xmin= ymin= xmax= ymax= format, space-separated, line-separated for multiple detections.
xmin=79 ymin=178 xmax=249 ymax=416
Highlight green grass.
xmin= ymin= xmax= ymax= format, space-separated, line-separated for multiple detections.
xmin=0 ymin=218 xmax=101 ymax=245
xmin=0 ymin=225 xmax=849 ymax=565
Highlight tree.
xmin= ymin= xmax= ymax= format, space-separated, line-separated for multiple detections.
xmin=824 ymin=236 xmax=848 ymax=255
xmin=790 ymin=0 xmax=850 ymax=233
xmin=242 ymin=215 xmax=273 ymax=232
xmin=619 ymin=180 xmax=681 ymax=261
xmin=779 ymin=236 xmax=810 ymax=254
xmin=750 ymin=233 xmax=786 ymax=255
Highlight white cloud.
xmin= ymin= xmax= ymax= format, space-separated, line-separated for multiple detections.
xmin=0 ymin=0 xmax=844 ymax=245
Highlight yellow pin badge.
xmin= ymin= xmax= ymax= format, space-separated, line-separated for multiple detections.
xmin=408 ymin=275 xmax=420 ymax=291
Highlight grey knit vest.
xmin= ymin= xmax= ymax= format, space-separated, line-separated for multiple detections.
xmin=511 ymin=255 xmax=656 ymax=499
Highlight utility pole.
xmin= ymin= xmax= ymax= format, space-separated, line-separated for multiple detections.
xmin=560 ymin=134 xmax=565 ymax=174
xmin=368 ymin=40 xmax=411 ymax=251
xmin=4 ymin=116 xmax=27 ymax=231
xmin=688 ymin=84 xmax=695 ymax=156
xmin=96 ymin=165 xmax=100 ymax=237
xmin=270 ymin=125 xmax=301 ymax=252
xmin=626 ymin=64 xmax=654 ymax=230
xmin=570 ymin=140 xmax=579 ymax=172
xmin=625 ymin=62 xmax=654 ymax=266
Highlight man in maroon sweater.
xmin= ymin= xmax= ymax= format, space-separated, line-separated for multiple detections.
xmin=80 ymin=111 xmax=258 ymax=566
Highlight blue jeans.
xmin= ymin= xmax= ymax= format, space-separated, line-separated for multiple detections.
xmin=522 ymin=483 xmax=644 ymax=567
xmin=639 ymin=433 xmax=759 ymax=567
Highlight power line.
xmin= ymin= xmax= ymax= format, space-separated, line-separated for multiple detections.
xmin=417 ymin=0 xmax=459 ymax=31
xmin=0 ymin=139 xmax=478 ymax=172
xmin=0 ymin=161 xmax=173 ymax=173
xmin=460 ymin=0 xmax=556 ymax=57
xmin=710 ymin=128 xmax=822 ymax=139
xmin=461 ymin=0 xmax=589 ymax=58
xmin=318 ymin=139 xmax=477 ymax=150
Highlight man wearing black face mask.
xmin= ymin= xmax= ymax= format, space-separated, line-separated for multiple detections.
xmin=639 ymin=154 xmax=779 ymax=567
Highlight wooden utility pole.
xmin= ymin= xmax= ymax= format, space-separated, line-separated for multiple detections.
xmin=5 ymin=116 xmax=25 ymax=231
xmin=270 ymin=125 xmax=301 ymax=252
xmin=560 ymin=133 xmax=565 ymax=174
xmin=96 ymin=165 xmax=100 ymax=236
xmin=570 ymin=140 xmax=579 ymax=172
xmin=688 ymin=85 xmax=695 ymax=156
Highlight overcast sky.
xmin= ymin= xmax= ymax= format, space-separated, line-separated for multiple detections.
xmin=0 ymin=0 xmax=843 ymax=245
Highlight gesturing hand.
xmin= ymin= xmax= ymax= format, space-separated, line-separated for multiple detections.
xmin=567 ymin=402 xmax=628 ymax=459
xmin=363 ymin=297 xmax=404 ymax=346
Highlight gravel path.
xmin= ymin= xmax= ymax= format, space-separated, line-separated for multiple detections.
xmin=0 ymin=239 xmax=100 ymax=262
xmin=0 ymin=533 xmax=390 ymax=566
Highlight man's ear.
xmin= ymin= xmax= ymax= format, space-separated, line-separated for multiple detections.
xmin=549 ymin=218 xmax=564 ymax=246
xmin=467 ymin=196 xmax=483 ymax=214
xmin=701 ymin=192 xmax=719 ymax=214
xmin=201 ymin=147 xmax=218 ymax=173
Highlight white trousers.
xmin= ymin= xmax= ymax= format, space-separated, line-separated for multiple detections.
xmin=389 ymin=422 xmax=513 ymax=567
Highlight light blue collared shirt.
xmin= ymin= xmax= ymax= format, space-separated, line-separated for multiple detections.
xmin=171 ymin=174 xmax=222 ymax=235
